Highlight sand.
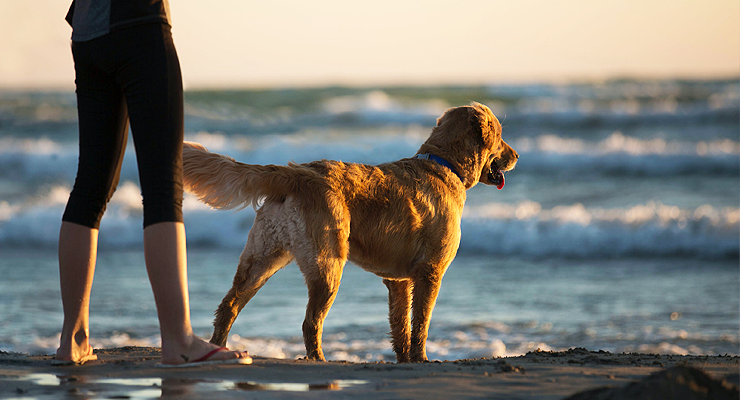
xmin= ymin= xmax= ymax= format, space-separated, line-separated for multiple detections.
xmin=1 ymin=347 xmax=737 ymax=399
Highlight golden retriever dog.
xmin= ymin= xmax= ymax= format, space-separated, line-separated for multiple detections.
xmin=182 ymin=102 xmax=518 ymax=363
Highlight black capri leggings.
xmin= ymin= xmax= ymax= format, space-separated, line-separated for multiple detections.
xmin=63 ymin=22 xmax=184 ymax=229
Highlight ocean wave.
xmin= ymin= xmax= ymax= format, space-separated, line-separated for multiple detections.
xmin=3 ymin=80 xmax=738 ymax=137
xmin=182 ymin=100 xmax=740 ymax=135
xmin=18 ymin=319 xmax=737 ymax=359
xmin=0 ymin=132 xmax=737 ymax=191
xmin=516 ymin=132 xmax=739 ymax=156
xmin=321 ymin=90 xmax=450 ymax=122
xmin=462 ymin=201 xmax=739 ymax=259
xmin=0 ymin=184 xmax=736 ymax=259
xmin=513 ymin=133 xmax=739 ymax=176
xmin=181 ymin=81 xmax=740 ymax=132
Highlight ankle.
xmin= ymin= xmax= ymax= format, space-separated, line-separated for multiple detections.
xmin=59 ymin=326 xmax=91 ymax=347
xmin=74 ymin=328 xmax=91 ymax=345
xmin=160 ymin=329 xmax=196 ymax=354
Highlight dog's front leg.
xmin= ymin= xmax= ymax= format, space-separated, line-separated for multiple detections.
xmin=410 ymin=271 xmax=444 ymax=362
xmin=383 ymin=278 xmax=412 ymax=363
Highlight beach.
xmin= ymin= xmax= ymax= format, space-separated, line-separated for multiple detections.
xmin=0 ymin=81 xmax=738 ymax=398
xmin=1 ymin=347 xmax=737 ymax=399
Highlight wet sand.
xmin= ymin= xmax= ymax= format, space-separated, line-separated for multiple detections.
xmin=1 ymin=347 xmax=737 ymax=399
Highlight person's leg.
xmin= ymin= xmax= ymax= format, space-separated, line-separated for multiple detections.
xmin=116 ymin=24 xmax=248 ymax=364
xmin=143 ymin=222 xmax=248 ymax=363
xmin=56 ymin=37 xmax=129 ymax=363
xmin=55 ymin=222 xmax=99 ymax=363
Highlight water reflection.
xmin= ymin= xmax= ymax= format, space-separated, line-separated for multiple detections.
xmin=8 ymin=373 xmax=368 ymax=398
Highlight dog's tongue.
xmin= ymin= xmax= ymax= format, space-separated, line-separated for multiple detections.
xmin=496 ymin=171 xmax=505 ymax=190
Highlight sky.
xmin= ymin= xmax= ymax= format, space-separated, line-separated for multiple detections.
xmin=0 ymin=0 xmax=738 ymax=89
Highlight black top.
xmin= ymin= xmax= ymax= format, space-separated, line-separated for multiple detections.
xmin=66 ymin=0 xmax=170 ymax=41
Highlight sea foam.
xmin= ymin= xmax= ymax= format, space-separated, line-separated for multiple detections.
xmin=1 ymin=183 xmax=736 ymax=259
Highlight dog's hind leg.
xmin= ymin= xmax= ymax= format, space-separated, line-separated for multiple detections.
xmin=289 ymin=194 xmax=350 ymax=361
xmin=210 ymin=246 xmax=292 ymax=346
xmin=210 ymin=210 xmax=293 ymax=347
xmin=299 ymin=258 xmax=344 ymax=361
xmin=383 ymin=278 xmax=412 ymax=363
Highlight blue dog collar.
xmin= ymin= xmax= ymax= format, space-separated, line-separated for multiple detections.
xmin=415 ymin=153 xmax=463 ymax=182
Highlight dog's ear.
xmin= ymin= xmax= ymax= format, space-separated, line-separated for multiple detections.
xmin=435 ymin=106 xmax=469 ymax=129
xmin=425 ymin=106 xmax=477 ymax=151
xmin=468 ymin=102 xmax=501 ymax=150
xmin=425 ymin=104 xmax=499 ymax=159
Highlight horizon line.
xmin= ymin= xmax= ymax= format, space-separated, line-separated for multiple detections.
xmin=1 ymin=73 xmax=738 ymax=92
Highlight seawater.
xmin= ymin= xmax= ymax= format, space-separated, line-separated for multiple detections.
xmin=0 ymin=80 xmax=737 ymax=360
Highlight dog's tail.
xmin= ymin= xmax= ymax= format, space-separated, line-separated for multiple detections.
xmin=182 ymin=141 xmax=309 ymax=210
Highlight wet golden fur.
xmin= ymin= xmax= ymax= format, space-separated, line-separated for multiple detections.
xmin=182 ymin=102 xmax=518 ymax=363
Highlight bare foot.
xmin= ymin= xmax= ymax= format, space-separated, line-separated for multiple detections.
xmin=160 ymin=335 xmax=250 ymax=365
xmin=54 ymin=343 xmax=97 ymax=365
